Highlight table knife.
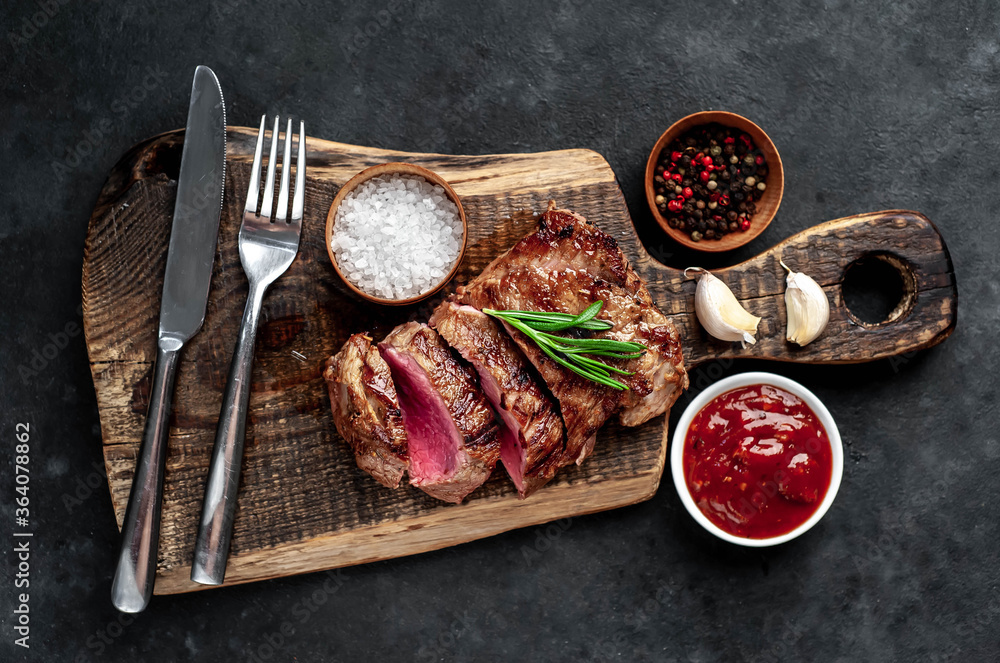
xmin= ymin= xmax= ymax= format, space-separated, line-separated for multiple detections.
xmin=111 ymin=65 xmax=226 ymax=613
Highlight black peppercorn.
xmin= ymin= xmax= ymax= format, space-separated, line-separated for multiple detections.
xmin=653 ymin=122 xmax=768 ymax=241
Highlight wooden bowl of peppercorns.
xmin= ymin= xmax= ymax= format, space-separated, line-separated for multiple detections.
xmin=645 ymin=111 xmax=784 ymax=252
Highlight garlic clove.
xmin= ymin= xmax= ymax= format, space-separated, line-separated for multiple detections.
xmin=781 ymin=260 xmax=830 ymax=346
xmin=685 ymin=267 xmax=762 ymax=348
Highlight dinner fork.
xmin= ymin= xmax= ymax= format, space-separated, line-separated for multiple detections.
xmin=191 ymin=115 xmax=305 ymax=585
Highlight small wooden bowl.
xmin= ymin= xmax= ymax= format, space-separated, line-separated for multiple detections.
xmin=645 ymin=111 xmax=784 ymax=253
xmin=324 ymin=162 xmax=468 ymax=306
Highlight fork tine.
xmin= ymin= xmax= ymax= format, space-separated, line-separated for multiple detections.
xmin=275 ymin=118 xmax=293 ymax=222
xmin=259 ymin=116 xmax=280 ymax=219
xmin=244 ymin=115 xmax=266 ymax=215
xmin=291 ymin=121 xmax=305 ymax=224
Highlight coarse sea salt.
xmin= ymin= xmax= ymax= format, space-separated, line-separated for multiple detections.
xmin=330 ymin=174 xmax=463 ymax=300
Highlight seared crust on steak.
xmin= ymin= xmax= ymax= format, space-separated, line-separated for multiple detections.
xmin=458 ymin=205 xmax=687 ymax=463
xmin=379 ymin=322 xmax=501 ymax=503
xmin=324 ymin=334 xmax=408 ymax=489
xmin=431 ymin=301 xmax=565 ymax=498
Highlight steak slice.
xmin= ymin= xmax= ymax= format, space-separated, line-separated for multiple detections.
xmin=324 ymin=334 xmax=408 ymax=489
xmin=458 ymin=205 xmax=687 ymax=462
xmin=430 ymin=301 xmax=565 ymax=498
xmin=378 ymin=322 xmax=501 ymax=503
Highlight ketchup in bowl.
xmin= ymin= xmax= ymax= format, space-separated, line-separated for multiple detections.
xmin=682 ymin=384 xmax=833 ymax=540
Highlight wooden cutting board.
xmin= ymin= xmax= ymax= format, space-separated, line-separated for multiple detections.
xmin=83 ymin=127 xmax=956 ymax=595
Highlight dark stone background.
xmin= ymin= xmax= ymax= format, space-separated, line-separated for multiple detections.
xmin=1 ymin=1 xmax=996 ymax=661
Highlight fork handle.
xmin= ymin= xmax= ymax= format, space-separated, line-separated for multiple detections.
xmin=191 ymin=282 xmax=267 ymax=585
xmin=112 ymin=338 xmax=182 ymax=612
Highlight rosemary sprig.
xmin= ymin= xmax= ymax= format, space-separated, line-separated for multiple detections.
xmin=483 ymin=301 xmax=645 ymax=390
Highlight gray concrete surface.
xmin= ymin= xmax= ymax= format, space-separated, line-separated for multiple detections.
xmin=1 ymin=1 xmax=996 ymax=661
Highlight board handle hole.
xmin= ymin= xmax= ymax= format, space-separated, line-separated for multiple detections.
xmin=841 ymin=253 xmax=917 ymax=327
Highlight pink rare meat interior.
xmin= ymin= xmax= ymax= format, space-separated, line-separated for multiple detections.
xmin=427 ymin=301 xmax=567 ymax=498
xmin=467 ymin=357 xmax=526 ymax=492
xmin=379 ymin=345 xmax=461 ymax=482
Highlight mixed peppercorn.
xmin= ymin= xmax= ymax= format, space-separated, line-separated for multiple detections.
xmin=653 ymin=123 xmax=768 ymax=242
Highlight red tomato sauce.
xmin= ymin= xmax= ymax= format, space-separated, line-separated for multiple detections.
xmin=683 ymin=384 xmax=832 ymax=539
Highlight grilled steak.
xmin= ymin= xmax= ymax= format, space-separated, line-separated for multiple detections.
xmin=325 ymin=334 xmax=408 ymax=489
xmin=378 ymin=322 xmax=501 ymax=503
xmin=430 ymin=301 xmax=565 ymax=498
xmin=458 ymin=205 xmax=687 ymax=463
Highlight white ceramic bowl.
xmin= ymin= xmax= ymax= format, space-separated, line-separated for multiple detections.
xmin=670 ymin=371 xmax=844 ymax=547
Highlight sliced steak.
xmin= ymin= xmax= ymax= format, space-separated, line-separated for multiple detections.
xmin=458 ymin=205 xmax=687 ymax=463
xmin=324 ymin=334 xmax=408 ymax=489
xmin=378 ymin=322 xmax=501 ymax=503
xmin=430 ymin=301 xmax=565 ymax=498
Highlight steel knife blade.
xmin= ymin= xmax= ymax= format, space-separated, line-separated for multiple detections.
xmin=159 ymin=64 xmax=227 ymax=342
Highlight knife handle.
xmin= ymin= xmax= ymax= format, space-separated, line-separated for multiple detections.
xmin=191 ymin=282 xmax=267 ymax=585
xmin=111 ymin=339 xmax=182 ymax=613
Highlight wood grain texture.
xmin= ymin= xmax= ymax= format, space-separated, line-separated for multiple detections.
xmin=644 ymin=210 xmax=958 ymax=367
xmin=83 ymin=127 xmax=956 ymax=595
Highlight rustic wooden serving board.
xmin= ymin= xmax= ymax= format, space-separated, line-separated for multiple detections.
xmin=83 ymin=127 xmax=956 ymax=595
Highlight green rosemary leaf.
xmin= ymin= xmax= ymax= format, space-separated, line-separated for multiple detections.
xmin=573 ymin=300 xmax=604 ymax=326
xmin=571 ymin=354 xmax=636 ymax=376
xmin=561 ymin=348 xmax=646 ymax=360
xmin=530 ymin=318 xmax=612 ymax=332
